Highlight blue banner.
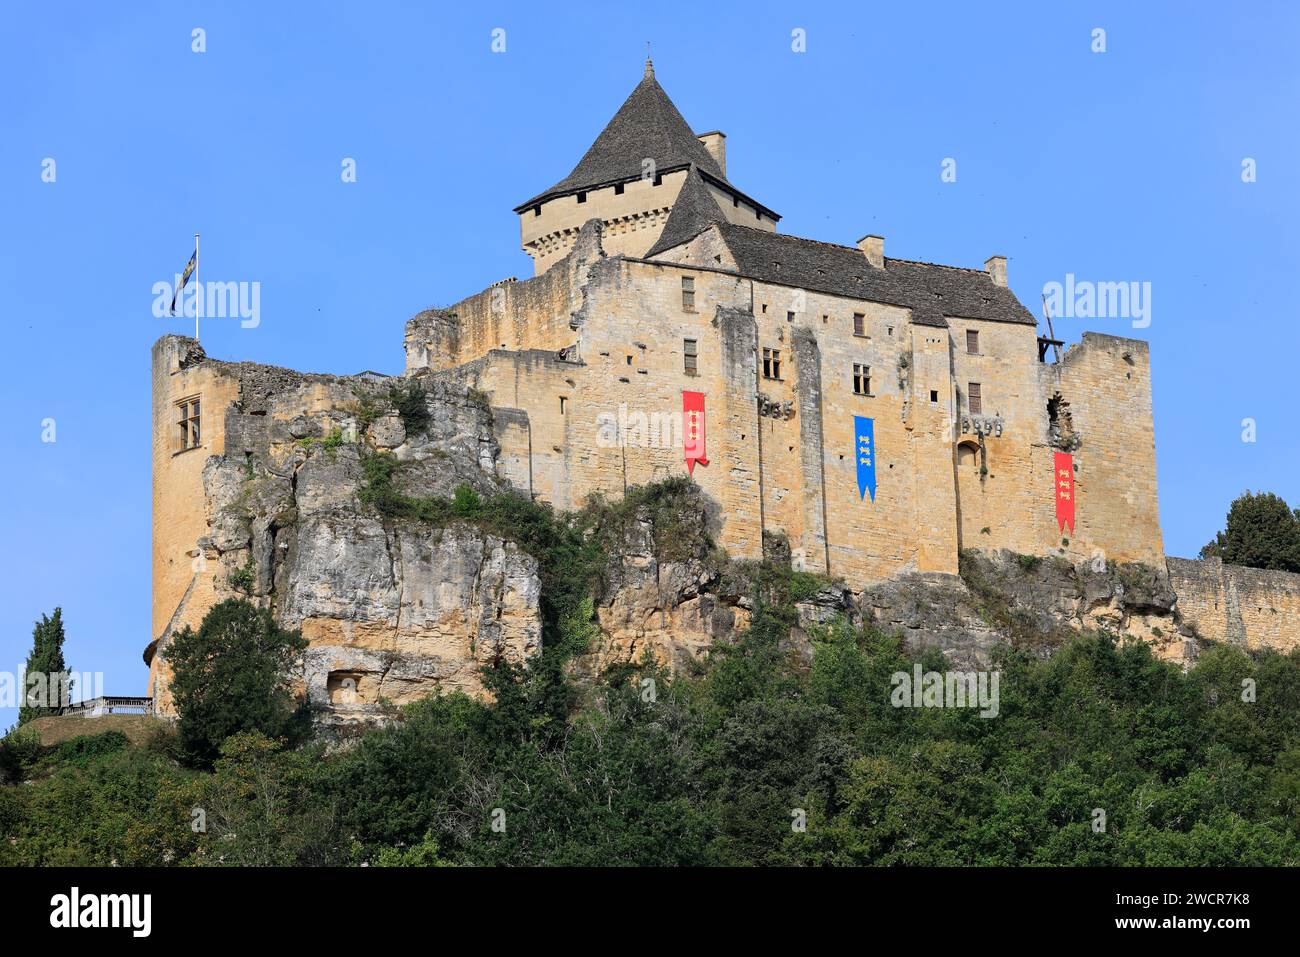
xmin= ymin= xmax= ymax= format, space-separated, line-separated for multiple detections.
xmin=854 ymin=416 xmax=876 ymax=501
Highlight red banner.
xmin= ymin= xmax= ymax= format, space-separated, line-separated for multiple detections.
xmin=683 ymin=391 xmax=708 ymax=474
xmin=1054 ymin=451 xmax=1075 ymax=533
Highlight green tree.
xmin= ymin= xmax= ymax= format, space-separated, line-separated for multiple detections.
xmin=166 ymin=598 xmax=308 ymax=766
xmin=1200 ymin=491 xmax=1300 ymax=572
xmin=19 ymin=608 xmax=72 ymax=725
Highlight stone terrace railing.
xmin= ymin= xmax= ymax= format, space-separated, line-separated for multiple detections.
xmin=59 ymin=696 xmax=155 ymax=717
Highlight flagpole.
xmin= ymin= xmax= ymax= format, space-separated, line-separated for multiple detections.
xmin=194 ymin=232 xmax=201 ymax=341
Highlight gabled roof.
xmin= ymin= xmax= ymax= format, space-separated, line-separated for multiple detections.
xmin=644 ymin=166 xmax=729 ymax=258
xmin=514 ymin=62 xmax=739 ymax=212
xmin=649 ymin=221 xmax=1037 ymax=327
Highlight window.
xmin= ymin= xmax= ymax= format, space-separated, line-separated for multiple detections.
xmin=787 ymin=310 xmax=795 ymax=322
xmin=681 ymin=276 xmax=695 ymax=311
xmin=577 ymin=191 xmax=587 ymax=204
xmin=532 ymin=205 xmax=541 ymax=217
xmin=614 ymin=182 xmax=624 ymax=195
xmin=968 ymin=382 xmax=982 ymax=414
xmin=930 ymin=389 xmax=939 ymax=403
xmin=966 ymin=329 xmax=979 ymax=354
xmin=853 ymin=364 xmax=871 ymax=395
xmin=762 ymin=348 xmax=781 ymax=380
xmin=176 ymin=396 xmax=201 ymax=451
xmin=853 ymin=313 xmax=865 ymax=336
xmin=653 ymin=172 xmax=663 ymax=186
xmin=559 ymin=396 xmax=567 ymax=414
xmin=683 ymin=338 xmax=698 ymax=375
xmin=626 ymin=355 xmax=633 ymax=365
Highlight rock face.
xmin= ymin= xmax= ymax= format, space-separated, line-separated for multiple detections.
xmin=580 ymin=493 xmax=749 ymax=676
xmin=157 ymin=374 xmax=543 ymax=725
xmin=861 ymin=549 xmax=1187 ymax=667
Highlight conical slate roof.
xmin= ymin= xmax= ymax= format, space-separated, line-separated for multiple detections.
xmin=644 ymin=165 xmax=729 ymax=257
xmin=514 ymin=61 xmax=733 ymax=211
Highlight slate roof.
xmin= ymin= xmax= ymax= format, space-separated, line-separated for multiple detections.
xmin=515 ymin=62 xmax=751 ymax=212
xmin=648 ymin=214 xmax=1036 ymax=327
xmin=644 ymin=166 xmax=729 ymax=258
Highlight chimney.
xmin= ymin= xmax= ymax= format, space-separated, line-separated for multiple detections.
xmin=857 ymin=234 xmax=884 ymax=269
xmin=697 ymin=131 xmax=726 ymax=176
xmin=984 ymin=255 xmax=1007 ymax=287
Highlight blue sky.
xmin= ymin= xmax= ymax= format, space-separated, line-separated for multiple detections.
xmin=1 ymin=1 xmax=1297 ymax=724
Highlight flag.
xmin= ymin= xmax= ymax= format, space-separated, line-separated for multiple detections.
xmin=170 ymin=248 xmax=197 ymax=315
xmin=1054 ymin=451 xmax=1075 ymax=533
xmin=683 ymin=391 xmax=708 ymax=474
xmin=854 ymin=416 xmax=876 ymax=501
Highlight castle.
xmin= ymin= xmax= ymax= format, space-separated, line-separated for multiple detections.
xmin=147 ymin=63 xmax=1300 ymax=715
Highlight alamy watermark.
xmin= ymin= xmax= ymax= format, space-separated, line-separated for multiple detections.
xmin=890 ymin=664 xmax=1000 ymax=718
xmin=152 ymin=277 xmax=261 ymax=328
xmin=596 ymin=403 xmax=685 ymax=449
xmin=0 ymin=668 xmax=103 ymax=710
xmin=1042 ymin=274 xmax=1151 ymax=329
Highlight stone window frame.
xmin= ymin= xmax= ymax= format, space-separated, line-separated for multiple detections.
xmin=853 ymin=312 xmax=867 ymax=337
xmin=681 ymin=276 xmax=696 ymax=312
xmin=683 ymin=338 xmax=698 ymax=376
xmin=762 ymin=347 xmax=782 ymax=381
xmin=967 ymin=381 xmax=983 ymax=415
xmin=174 ymin=394 xmax=201 ymax=454
xmin=966 ymin=329 xmax=980 ymax=355
xmin=852 ymin=363 xmax=872 ymax=396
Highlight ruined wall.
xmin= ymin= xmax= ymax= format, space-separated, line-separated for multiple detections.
xmin=1168 ymin=557 xmax=1300 ymax=652
xmin=1038 ymin=334 xmax=1164 ymax=567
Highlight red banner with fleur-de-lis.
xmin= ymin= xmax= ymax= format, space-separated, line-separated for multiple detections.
xmin=1054 ymin=451 xmax=1075 ymax=533
xmin=683 ymin=391 xmax=708 ymax=475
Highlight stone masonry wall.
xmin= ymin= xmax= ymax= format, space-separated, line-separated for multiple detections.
xmin=1168 ymin=556 xmax=1300 ymax=652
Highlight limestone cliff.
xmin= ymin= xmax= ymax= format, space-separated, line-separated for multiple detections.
xmin=152 ymin=368 xmax=541 ymax=723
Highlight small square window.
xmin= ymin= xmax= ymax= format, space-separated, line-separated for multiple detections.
xmin=532 ymin=205 xmax=541 ymax=217
xmin=577 ymin=191 xmax=587 ymax=204
xmin=614 ymin=182 xmax=624 ymax=195
xmin=787 ymin=311 xmax=795 ymax=322
xmin=930 ymin=390 xmax=939 ymax=403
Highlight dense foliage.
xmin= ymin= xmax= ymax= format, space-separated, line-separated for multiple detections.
xmin=3 ymin=602 xmax=1299 ymax=866
xmin=166 ymin=598 xmax=310 ymax=767
xmin=1201 ymin=491 xmax=1300 ymax=573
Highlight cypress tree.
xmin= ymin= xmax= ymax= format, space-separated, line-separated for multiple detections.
xmin=19 ymin=608 xmax=72 ymax=725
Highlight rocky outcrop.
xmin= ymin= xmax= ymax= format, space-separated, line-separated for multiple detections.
xmin=860 ymin=549 xmax=1187 ymax=667
xmin=158 ymin=373 xmax=543 ymax=725
xmin=576 ymin=485 xmax=748 ymax=677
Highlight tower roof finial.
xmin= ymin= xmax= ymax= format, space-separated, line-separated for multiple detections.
xmin=645 ymin=42 xmax=653 ymax=78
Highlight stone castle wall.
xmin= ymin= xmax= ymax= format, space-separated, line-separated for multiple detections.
xmin=406 ymin=221 xmax=1165 ymax=592
xmin=1168 ymin=557 xmax=1300 ymax=652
